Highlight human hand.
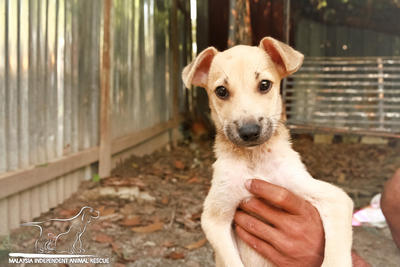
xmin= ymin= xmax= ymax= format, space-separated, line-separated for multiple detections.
xmin=233 ymin=179 xmax=325 ymax=267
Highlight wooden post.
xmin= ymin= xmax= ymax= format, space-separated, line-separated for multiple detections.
xmin=99 ymin=0 xmax=112 ymax=178
xmin=283 ymin=0 xmax=290 ymax=44
xmin=169 ymin=0 xmax=180 ymax=147
xmin=171 ymin=0 xmax=179 ymax=119
xmin=282 ymin=0 xmax=291 ymax=119
xmin=227 ymin=0 xmax=252 ymax=47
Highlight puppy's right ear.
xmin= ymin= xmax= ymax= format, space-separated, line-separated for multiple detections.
xmin=182 ymin=47 xmax=218 ymax=88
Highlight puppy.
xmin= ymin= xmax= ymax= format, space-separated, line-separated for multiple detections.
xmin=182 ymin=37 xmax=353 ymax=267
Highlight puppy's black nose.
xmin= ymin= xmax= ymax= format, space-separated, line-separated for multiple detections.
xmin=238 ymin=123 xmax=261 ymax=142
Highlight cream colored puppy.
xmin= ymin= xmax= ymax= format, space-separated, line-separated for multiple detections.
xmin=182 ymin=37 xmax=353 ymax=267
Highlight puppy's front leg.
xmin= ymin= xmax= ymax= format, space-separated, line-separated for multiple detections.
xmin=310 ymin=183 xmax=353 ymax=267
xmin=201 ymin=186 xmax=245 ymax=267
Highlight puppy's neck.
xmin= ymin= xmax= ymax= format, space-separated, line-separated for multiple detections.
xmin=214 ymin=123 xmax=290 ymax=164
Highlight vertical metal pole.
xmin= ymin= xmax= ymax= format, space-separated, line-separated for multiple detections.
xmin=377 ymin=57 xmax=385 ymax=130
xmin=99 ymin=0 xmax=112 ymax=178
xmin=283 ymin=0 xmax=290 ymax=44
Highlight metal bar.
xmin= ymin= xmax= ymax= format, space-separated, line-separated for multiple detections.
xmin=292 ymin=73 xmax=400 ymax=79
xmin=99 ymin=0 xmax=112 ymax=178
xmin=285 ymin=96 xmax=400 ymax=102
xmin=284 ymin=88 xmax=400 ymax=94
xmin=298 ymin=66 xmax=400 ymax=72
xmin=287 ymin=110 xmax=400 ymax=118
xmin=286 ymin=80 xmax=400 ymax=86
xmin=377 ymin=58 xmax=385 ymax=130
xmin=288 ymin=119 xmax=400 ymax=126
xmin=302 ymin=56 xmax=400 ymax=61
xmin=288 ymin=124 xmax=400 ymax=138
xmin=285 ymin=103 xmax=400 ymax=110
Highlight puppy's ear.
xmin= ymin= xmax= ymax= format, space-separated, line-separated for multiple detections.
xmin=182 ymin=47 xmax=218 ymax=88
xmin=259 ymin=37 xmax=304 ymax=77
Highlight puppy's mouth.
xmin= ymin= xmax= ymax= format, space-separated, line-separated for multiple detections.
xmin=225 ymin=119 xmax=274 ymax=147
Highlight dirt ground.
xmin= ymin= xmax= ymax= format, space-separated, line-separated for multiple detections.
xmin=2 ymin=135 xmax=400 ymax=266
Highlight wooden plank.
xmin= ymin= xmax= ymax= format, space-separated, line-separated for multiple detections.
xmin=111 ymin=118 xmax=180 ymax=155
xmin=0 ymin=146 xmax=99 ymax=199
xmin=0 ymin=118 xmax=180 ymax=199
xmin=20 ymin=190 xmax=31 ymax=222
xmin=99 ymin=0 xmax=112 ymax=178
xmin=64 ymin=172 xmax=72 ymax=200
xmin=0 ymin=198 xmax=8 ymax=235
xmin=8 ymin=194 xmax=20 ymax=229
xmin=171 ymin=0 xmax=179 ymax=118
xmin=39 ymin=182 xmax=49 ymax=214
xmin=56 ymin=176 xmax=64 ymax=205
xmin=48 ymin=178 xmax=57 ymax=209
xmin=30 ymin=186 xmax=40 ymax=218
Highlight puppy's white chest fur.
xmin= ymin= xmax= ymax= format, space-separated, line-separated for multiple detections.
xmin=213 ymin=137 xmax=306 ymax=206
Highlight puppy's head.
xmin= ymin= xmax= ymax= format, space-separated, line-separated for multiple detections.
xmin=182 ymin=37 xmax=303 ymax=147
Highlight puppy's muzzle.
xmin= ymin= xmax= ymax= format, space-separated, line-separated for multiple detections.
xmin=238 ymin=123 xmax=261 ymax=142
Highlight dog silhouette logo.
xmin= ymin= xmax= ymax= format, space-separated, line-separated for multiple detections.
xmin=22 ymin=206 xmax=100 ymax=254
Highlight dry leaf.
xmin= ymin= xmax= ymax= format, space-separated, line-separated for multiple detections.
xmin=101 ymin=207 xmax=116 ymax=216
xmin=93 ymin=233 xmax=113 ymax=243
xmin=111 ymin=242 xmax=122 ymax=257
xmin=161 ymin=196 xmax=169 ymax=205
xmin=162 ymin=241 xmax=175 ymax=248
xmin=174 ymin=160 xmax=185 ymax=170
xmin=187 ymin=177 xmax=200 ymax=184
xmin=114 ymin=263 xmax=126 ymax=267
xmin=191 ymin=212 xmax=201 ymax=221
xmin=175 ymin=174 xmax=189 ymax=180
xmin=165 ymin=251 xmax=185 ymax=260
xmin=132 ymin=221 xmax=164 ymax=233
xmin=59 ymin=208 xmax=79 ymax=217
xmin=119 ymin=216 xmax=141 ymax=226
xmin=185 ymin=238 xmax=207 ymax=250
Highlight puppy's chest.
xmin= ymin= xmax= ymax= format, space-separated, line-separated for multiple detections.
xmin=214 ymin=150 xmax=289 ymax=199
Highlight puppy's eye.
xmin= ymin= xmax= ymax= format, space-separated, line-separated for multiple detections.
xmin=259 ymin=80 xmax=272 ymax=93
xmin=215 ymin=86 xmax=229 ymax=99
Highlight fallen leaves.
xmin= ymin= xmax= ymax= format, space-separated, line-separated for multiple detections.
xmin=98 ymin=206 xmax=116 ymax=216
xmin=101 ymin=176 xmax=146 ymax=189
xmin=165 ymin=251 xmax=185 ymax=260
xmin=93 ymin=233 xmax=113 ymax=243
xmin=161 ymin=196 xmax=169 ymax=205
xmin=59 ymin=208 xmax=79 ymax=218
xmin=111 ymin=242 xmax=122 ymax=257
xmin=119 ymin=216 xmax=141 ymax=227
xmin=174 ymin=160 xmax=185 ymax=170
xmin=185 ymin=238 xmax=207 ymax=250
xmin=131 ymin=221 xmax=164 ymax=233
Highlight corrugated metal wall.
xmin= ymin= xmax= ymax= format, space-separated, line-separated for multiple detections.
xmin=295 ymin=17 xmax=400 ymax=57
xmin=0 ymin=0 xmax=190 ymax=234
xmin=0 ymin=0 xmax=101 ymax=233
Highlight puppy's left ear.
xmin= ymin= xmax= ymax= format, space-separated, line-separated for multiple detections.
xmin=259 ymin=37 xmax=304 ymax=78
